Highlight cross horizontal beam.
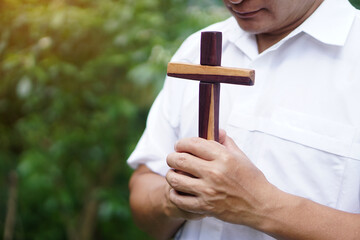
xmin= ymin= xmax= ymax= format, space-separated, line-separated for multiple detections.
xmin=167 ymin=62 xmax=255 ymax=86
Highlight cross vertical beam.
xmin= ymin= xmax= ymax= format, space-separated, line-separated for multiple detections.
xmin=199 ymin=32 xmax=222 ymax=141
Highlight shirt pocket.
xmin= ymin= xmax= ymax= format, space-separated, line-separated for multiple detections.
xmin=226 ymin=107 xmax=360 ymax=208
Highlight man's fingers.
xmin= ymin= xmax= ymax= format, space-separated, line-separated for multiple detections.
xmin=166 ymin=169 xmax=203 ymax=196
xmin=169 ymin=189 xmax=205 ymax=215
xmin=219 ymin=129 xmax=244 ymax=154
xmin=167 ymin=152 xmax=210 ymax=178
xmin=218 ymin=129 xmax=227 ymax=144
xmin=174 ymin=137 xmax=225 ymax=161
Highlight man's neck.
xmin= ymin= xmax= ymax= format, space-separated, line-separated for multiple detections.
xmin=255 ymin=0 xmax=324 ymax=53
xmin=256 ymin=32 xmax=290 ymax=54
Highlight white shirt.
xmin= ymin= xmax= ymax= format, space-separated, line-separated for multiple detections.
xmin=128 ymin=0 xmax=360 ymax=239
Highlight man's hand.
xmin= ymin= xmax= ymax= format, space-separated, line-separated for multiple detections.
xmin=162 ymin=177 xmax=205 ymax=221
xmin=129 ymin=164 xmax=203 ymax=240
xmin=165 ymin=130 xmax=277 ymax=227
xmin=165 ymin=130 xmax=360 ymax=240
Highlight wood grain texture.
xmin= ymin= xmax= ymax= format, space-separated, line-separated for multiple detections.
xmin=199 ymin=82 xmax=220 ymax=141
xmin=198 ymin=32 xmax=222 ymax=141
xmin=167 ymin=62 xmax=255 ymax=86
xmin=166 ymin=31 xmax=255 ymax=142
xmin=201 ymin=31 xmax=222 ymax=66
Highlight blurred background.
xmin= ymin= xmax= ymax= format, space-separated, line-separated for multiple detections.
xmin=0 ymin=0 xmax=359 ymax=239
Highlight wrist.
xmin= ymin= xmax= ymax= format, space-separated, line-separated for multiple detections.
xmin=254 ymin=186 xmax=305 ymax=238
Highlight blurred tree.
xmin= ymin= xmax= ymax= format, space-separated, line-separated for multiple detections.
xmin=350 ymin=0 xmax=360 ymax=8
xmin=0 ymin=0 xmax=228 ymax=239
xmin=0 ymin=0 xmax=359 ymax=239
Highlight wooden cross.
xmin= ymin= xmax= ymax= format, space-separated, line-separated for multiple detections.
xmin=167 ymin=31 xmax=255 ymax=142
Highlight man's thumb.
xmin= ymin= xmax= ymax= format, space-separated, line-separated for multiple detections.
xmin=219 ymin=129 xmax=238 ymax=150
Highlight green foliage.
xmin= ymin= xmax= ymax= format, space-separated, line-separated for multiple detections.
xmin=0 ymin=0 xmax=228 ymax=239
xmin=350 ymin=0 xmax=360 ymax=8
xmin=1 ymin=0 xmax=359 ymax=239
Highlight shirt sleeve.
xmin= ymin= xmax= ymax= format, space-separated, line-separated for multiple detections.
xmin=127 ymin=31 xmax=202 ymax=176
xmin=127 ymin=87 xmax=179 ymax=176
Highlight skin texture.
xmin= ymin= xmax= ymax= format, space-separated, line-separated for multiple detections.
xmin=129 ymin=0 xmax=360 ymax=239
xmin=165 ymin=131 xmax=274 ymax=225
xmin=165 ymin=131 xmax=360 ymax=240
xmin=223 ymin=0 xmax=324 ymax=52
xmin=129 ymin=164 xmax=200 ymax=240
xmin=129 ymin=131 xmax=360 ymax=240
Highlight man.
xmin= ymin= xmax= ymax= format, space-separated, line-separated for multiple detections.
xmin=128 ymin=0 xmax=360 ymax=239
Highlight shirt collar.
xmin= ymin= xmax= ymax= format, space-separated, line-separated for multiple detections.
xmin=227 ymin=0 xmax=356 ymax=59
xmin=226 ymin=17 xmax=259 ymax=60
xmin=300 ymin=0 xmax=356 ymax=46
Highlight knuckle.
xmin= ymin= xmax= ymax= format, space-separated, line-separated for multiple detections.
xmin=204 ymin=205 xmax=215 ymax=213
xmin=177 ymin=153 xmax=187 ymax=166
xmin=208 ymin=168 xmax=222 ymax=179
xmin=208 ymin=168 xmax=226 ymax=185
xmin=221 ymin=153 xmax=233 ymax=165
xmin=201 ymin=200 xmax=215 ymax=214
xmin=167 ymin=152 xmax=188 ymax=169
xmin=167 ymin=173 xmax=180 ymax=188
xmin=203 ymin=187 xmax=217 ymax=197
